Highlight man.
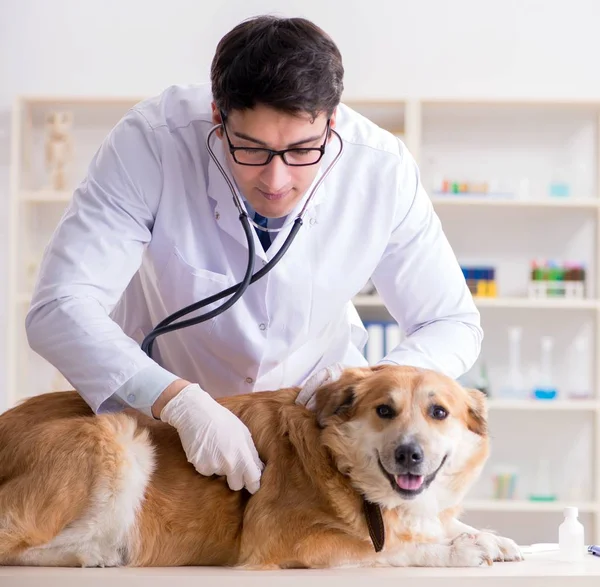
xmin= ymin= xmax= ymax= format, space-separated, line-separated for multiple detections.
xmin=25 ymin=15 xmax=482 ymax=496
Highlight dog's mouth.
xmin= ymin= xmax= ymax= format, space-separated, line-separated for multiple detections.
xmin=377 ymin=454 xmax=448 ymax=499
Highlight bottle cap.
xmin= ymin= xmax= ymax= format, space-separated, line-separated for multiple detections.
xmin=564 ymin=506 xmax=578 ymax=518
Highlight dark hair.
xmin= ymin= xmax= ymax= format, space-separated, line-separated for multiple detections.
xmin=211 ymin=15 xmax=344 ymax=120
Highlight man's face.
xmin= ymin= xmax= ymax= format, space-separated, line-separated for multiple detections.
xmin=211 ymin=103 xmax=336 ymax=218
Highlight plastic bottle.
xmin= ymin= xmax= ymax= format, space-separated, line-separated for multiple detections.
xmin=567 ymin=335 xmax=592 ymax=399
xmin=533 ymin=336 xmax=558 ymax=399
xmin=500 ymin=326 xmax=526 ymax=399
xmin=558 ymin=506 xmax=585 ymax=562
xmin=529 ymin=459 xmax=556 ymax=502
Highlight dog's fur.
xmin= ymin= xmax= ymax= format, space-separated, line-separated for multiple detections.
xmin=0 ymin=365 xmax=521 ymax=568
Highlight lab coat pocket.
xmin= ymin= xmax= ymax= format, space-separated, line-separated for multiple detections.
xmin=157 ymin=248 xmax=233 ymax=339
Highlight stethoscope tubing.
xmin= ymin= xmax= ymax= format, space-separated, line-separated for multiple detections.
xmin=141 ymin=124 xmax=343 ymax=359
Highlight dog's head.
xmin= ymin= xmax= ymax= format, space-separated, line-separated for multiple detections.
xmin=313 ymin=364 xmax=489 ymax=509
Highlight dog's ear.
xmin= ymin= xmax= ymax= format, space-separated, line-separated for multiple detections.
xmin=314 ymin=381 xmax=356 ymax=428
xmin=465 ymin=387 xmax=488 ymax=436
xmin=313 ymin=366 xmax=381 ymax=427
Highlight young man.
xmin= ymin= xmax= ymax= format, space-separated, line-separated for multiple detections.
xmin=25 ymin=15 xmax=482 ymax=495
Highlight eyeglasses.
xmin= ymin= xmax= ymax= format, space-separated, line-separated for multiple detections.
xmin=221 ymin=116 xmax=330 ymax=167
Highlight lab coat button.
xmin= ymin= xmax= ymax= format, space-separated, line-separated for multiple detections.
xmin=309 ymin=217 xmax=317 ymax=226
xmin=245 ymin=377 xmax=254 ymax=384
xmin=215 ymin=211 xmax=220 ymax=220
xmin=127 ymin=393 xmax=136 ymax=403
xmin=259 ymin=323 xmax=266 ymax=331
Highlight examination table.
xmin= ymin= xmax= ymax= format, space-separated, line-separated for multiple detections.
xmin=2 ymin=547 xmax=600 ymax=587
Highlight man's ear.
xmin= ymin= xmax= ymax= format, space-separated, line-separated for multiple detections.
xmin=327 ymin=107 xmax=337 ymax=142
xmin=211 ymin=102 xmax=224 ymax=138
xmin=465 ymin=387 xmax=488 ymax=436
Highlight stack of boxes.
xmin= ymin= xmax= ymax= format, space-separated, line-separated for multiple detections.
xmin=529 ymin=261 xmax=586 ymax=299
xmin=461 ymin=266 xmax=497 ymax=298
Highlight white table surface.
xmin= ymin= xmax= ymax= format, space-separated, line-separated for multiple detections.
xmin=2 ymin=549 xmax=599 ymax=587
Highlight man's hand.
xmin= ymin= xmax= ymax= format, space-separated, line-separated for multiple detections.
xmin=295 ymin=363 xmax=346 ymax=410
xmin=158 ymin=383 xmax=264 ymax=494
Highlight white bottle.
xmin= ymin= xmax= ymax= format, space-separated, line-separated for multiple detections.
xmin=558 ymin=506 xmax=585 ymax=561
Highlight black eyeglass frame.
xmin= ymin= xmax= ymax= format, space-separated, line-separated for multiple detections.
xmin=220 ymin=112 xmax=331 ymax=167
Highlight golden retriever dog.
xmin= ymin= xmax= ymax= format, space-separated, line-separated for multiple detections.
xmin=0 ymin=364 xmax=522 ymax=568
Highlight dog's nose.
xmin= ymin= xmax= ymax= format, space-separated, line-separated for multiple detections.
xmin=395 ymin=442 xmax=424 ymax=466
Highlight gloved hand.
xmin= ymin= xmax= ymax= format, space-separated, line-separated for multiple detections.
xmin=295 ymin=362 xmax=346 ymax=410
xmin=159 ymin=383 xmax=263 ymax=493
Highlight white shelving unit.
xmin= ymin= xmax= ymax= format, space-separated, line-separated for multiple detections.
xmin=6 ymin=94 xmax=600 ymax=546
xmin=6 ymin=95 xmax=142 ymax=412
xmin=347 ymin=98 xmax=600 ymax=545
xmin=355 ymin=294 xmax=600 ymax=311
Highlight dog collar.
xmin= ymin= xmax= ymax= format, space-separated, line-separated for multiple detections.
xmin=363 ymin=498 xmax=385 ymax=552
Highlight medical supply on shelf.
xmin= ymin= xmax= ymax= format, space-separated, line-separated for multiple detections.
xmin=533 ymin=336 xmax=558 ymax=400
xmin=567 ymin=335 xmax=593 ymax=400
xmin=529 ymin=260 xmax=586 ymax=299
xmin=436 ymin=179 xmax=491 ymax=194
xmin=549 ymin=166 xmax=571 ymax=199
xmin=492 ymin=464 xmax=518 ymax=500
xmin=549 ymin=181 xmax=570 ymax=198
xmin=529 ymin=459 xmax=556 ymax=502
xmin=499 ymin=326 xmax=527 ymax=399
xmin=559 ymin=507 xmax=585 ymax=562
xmin=363 ymin=321 xmax=403 ymax=364
xmin=473 ymin=359 xmax=490 ymax=396
xmin=458 ymin=358 xmax=490 ymax=396
xmin=433 ymin=177 xmax=514 ymax=198
xmin=566 ymin=335 xmax=592 ymax=399
xmin=461 ymin=265 xmax=497 ymax=297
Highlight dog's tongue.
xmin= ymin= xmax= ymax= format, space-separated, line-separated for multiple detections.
xmin=396 ymin=474 xmax=424 ymax=491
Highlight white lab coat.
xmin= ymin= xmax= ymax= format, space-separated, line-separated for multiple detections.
xmin=25 ymin=84 xmax=482 ymax=417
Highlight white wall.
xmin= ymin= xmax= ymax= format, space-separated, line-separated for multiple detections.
xmin=2 ymin=0 xmax=600 ymax=394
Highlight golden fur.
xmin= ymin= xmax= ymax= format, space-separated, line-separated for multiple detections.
xmin=0 ymin=365 xmax=522 ymax=568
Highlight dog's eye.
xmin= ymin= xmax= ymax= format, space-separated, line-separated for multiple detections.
xmin=375 ymin=404 xmax=396 ymax=419
xmin=430 ymin=405 xmax=448 ymax=420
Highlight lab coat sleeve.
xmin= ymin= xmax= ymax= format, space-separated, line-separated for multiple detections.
xmin=25 ymin=108 xmax=180 ymax=417
xmin=369 ymin=145 xmax=483 ymax=379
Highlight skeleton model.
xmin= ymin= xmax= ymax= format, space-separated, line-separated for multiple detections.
xmin=45 ymin=111 xmax=74 ymax=191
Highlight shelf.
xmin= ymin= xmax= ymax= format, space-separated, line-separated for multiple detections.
xmin=353 ymin=295 xmax=599 ymax=310
xmin=462 ymin=499 xmax=598 ymax=513
xmin=430 ymin=196 xmax=600 ymax=209
xmin=21 ymin=190 xmax=71 ymax=203
xmin=486 ymin=399 xmax=599 ymax=411
xmin=475 ymin=297 xmax=598 ymax=309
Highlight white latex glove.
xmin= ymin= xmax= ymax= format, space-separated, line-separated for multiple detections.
xmin=295 ymin=362 xmax=346 ymax=410
xmin=159 ymin=383 xmax=263 ymax=493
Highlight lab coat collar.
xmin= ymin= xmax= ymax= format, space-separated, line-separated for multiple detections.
xmin=206 ymin=133 xmax=334 ymax=261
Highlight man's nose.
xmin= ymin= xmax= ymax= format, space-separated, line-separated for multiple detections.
xmin=260 ymin=155 xmax=291 ymax=190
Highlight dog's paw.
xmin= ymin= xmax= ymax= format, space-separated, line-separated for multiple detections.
xmin=449 ymin=533 xmax=493 ymax=567
xmin=474 ymin=531 xmax=523 ymax=562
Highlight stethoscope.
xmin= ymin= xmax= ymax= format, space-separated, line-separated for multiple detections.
xmin=141 ymin=122 xmax=344 ymax=360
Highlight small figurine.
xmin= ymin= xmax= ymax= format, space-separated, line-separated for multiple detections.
xmin=45 ymin=111 xmax=73 ymax=191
